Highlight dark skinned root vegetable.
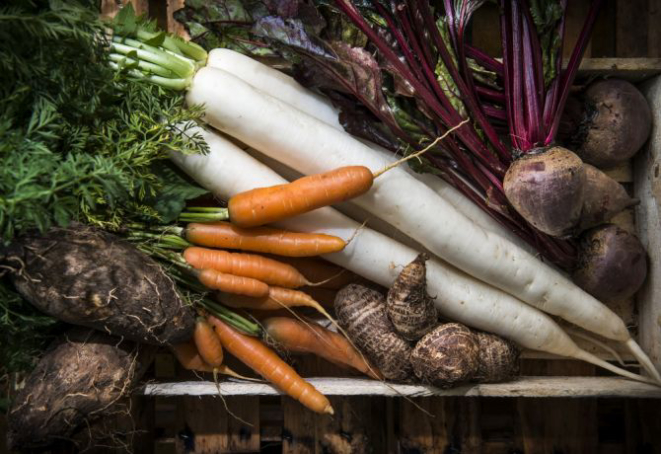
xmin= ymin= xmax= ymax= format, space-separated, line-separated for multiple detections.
xmin=334 ymin=284 xmax=412 ymax=381
xmin=410 ymin=323 xmax=478 ymax=388
xmin=504 ymin=147 xmax=585 ymax=237
xmin=386 ymin=253 xmax=437 ymax=341
xmin=573 ymin=224 xmax=648 ymax=303
xmin=579 ymin=164 xmax=638 ymax=231
xmin=7 ymin=327 xmax=155 ymax=451
xmin=576 ymin=79 xmax=652 ymax=168
xmin=5 ymin=224 xmax=195 ymax=345
xmin=473 ymin=331 xmax=520 ymax=383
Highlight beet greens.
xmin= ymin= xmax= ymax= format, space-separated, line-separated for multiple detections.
xmin=176 ymin=0 xmax=605 ymax=268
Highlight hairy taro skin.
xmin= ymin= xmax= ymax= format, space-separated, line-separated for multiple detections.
xmin=386 ymin=254 xmax=437 ymax=341
xmin=411 ymin=323 xmax=479 ymax=388
xmin=335 ymin=284 xmax=412 ymax=381
xmin=7 ymin=328 xmax=155 ymax=450
xmin=578 ymin=79 xmax=652 ymax=168
xmin=504 ymin=147 xmax=585 ymax=237
xmin=573 ymin=224 xmax=648 ymax=303
xmin=9 ymin=225 xmax=195 ymax=345
xmin=474 ymin=331 xmax=520 ymax=382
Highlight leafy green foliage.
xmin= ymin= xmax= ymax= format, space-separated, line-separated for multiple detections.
xmin=0 ymin=0 xmax=210 ymax=378
xmin=0 ymin=0 xmax=209 ymax=243
xmin=529 ymin=0 xmax=564 ymax=86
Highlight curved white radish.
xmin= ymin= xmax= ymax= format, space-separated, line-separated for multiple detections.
xmin=170 ymin=126 xmax=656 ymax=385
xmin=206 ymin=49 xmax=528 ymax=249
xmin=185 ymin=66 xmax=661 ymax=384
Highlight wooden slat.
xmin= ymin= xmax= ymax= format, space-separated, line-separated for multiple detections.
xmin=139 ymin=377 xmax=661 ymax=398
xmin=634 ymin=76 xmax=661 ymax=373
xmin=616 ymin=0 xmax=649 ymax=57
xmin=577 ymin=58 xmax=661 ymax=81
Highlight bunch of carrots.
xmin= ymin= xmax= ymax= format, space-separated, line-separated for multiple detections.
xmin=132 ymin=169 xmax=393 ymax=415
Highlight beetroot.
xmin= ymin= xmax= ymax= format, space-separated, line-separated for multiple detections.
xmin=504 ymin=147 xmax=585 ymax=237
xmin=573 ymin=79 xmax=652 ymax=168
xmin=573 ymin=225 xmax=648 ymax=302
xmin=578 ymin=164 xmax=638 ymax=231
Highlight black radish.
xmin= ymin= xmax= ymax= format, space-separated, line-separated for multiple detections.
xmin=6 ymin=225 xmax=196 ymax=345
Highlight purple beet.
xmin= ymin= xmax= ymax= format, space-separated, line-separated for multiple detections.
xmin=574 ymin=79 xmax=652 ymax=168
xmin=504 ymin=146 xmax=585 ymax=237
xmin=573 ymin=225 xmax=648 ymax=302
xmin=578 ymin=164 xmax=638 ymax=231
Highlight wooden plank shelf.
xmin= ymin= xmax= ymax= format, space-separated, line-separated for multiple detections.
xmin=140 ymin=377 xmax=661 ymax=399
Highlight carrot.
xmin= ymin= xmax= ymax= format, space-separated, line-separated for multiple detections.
xmin=228 ymin=166 xmax=374 ymax=227
xmin=184 ymin=247 xmax=310 ymax=288
xmin=193 ymin=317 xmax=224 ymax=367
xmin=185 ymin=222 xmax=346 ymax=257
xmin=208 ymin=316 xmax=334 ymax=415
xmin=265 ymin=256 xmax=357 ymax=290
xmin=218 ymin=286 xmax=329 ymax=317
xmin=171 ymin=341 xmax=257 ymax=380
xmin=197 ymin=268 xmax=269 ymax=297
xmin=262 ymin=316 xmax=381 ymax=380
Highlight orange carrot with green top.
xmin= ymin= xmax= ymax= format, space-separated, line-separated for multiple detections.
xmin=184 ymin=222 xmax=346 ymax=257
xmin=209 ymin=316 xmax=334 ymax=415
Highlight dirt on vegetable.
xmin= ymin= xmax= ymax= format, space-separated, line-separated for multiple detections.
xmin=7 ymin=327 xmax=155 ymax=451
xmin=6 ymin=224 xmax=196 ymax=345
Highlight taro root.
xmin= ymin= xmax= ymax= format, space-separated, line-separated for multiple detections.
xmin=504 ymin=147 xmax=586 ymax=237
xmin=576 ymin=79 xmax=652 ymax=168
xmin=578 ymin=164 xmax=638 ymax=231
xmin=335 ymin=283 xmax=412 ymax=381
xmin=6 ymin=224 xmax=195 ymax=345
xmin=474 ymin=331 xmax=520 ymax=383
xmin=410 ymin=323 xmax=478 ymax=388
xmin=573 ymin=224 xmax=648 ymax=302
xmin=386 ymin=254 xmax=437 ymax=341
xmin=7 ymin=328 xmax=155 ymax=451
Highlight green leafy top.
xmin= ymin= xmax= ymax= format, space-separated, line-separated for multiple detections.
xmin=0 ymin=0 xmax=209 ymax=243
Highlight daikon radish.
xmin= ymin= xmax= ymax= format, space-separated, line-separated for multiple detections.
xmin=185 ymin=67 xmax=659 ymax=382
xmin=206 ymin=49 xmax=531 ymax=252
xmin=170 ymin=127 xmax=656 ymax=384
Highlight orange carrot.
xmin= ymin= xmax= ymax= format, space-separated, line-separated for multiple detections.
xmin=171 ymin=341 xmax=214 ymax=372
xmin=218 ymin=286 xmax=329 ymax=317
xmin=228 ymin=166 xmax=374 ymax=227
xmin=262 ymin=317 xmax=381 ymax=379
xmin=197 ymin=268 xmax=269 ymax=297
xmin=171 ymin=341 xmax=257 ymax=380
xmin=208 ymin=316 xmax=334 ymax=415
xmin=193 ymin=317 xmax=224 ymax=367
xmin=265 ymin=256 xmax=357 ymax=290
xmin=185 ymin=222 xmax=346 ymax=257
xmin=184 ymin=247 xmax=309 ymax=288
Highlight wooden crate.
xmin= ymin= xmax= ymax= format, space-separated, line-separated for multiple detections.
xmin=3 ymin=1 xmax=660 ymax=453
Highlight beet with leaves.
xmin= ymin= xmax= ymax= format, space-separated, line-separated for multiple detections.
xmin=6 ymin=225 xmax=196 ymax=345
xmin=7 ymin=327 xmax=155 ymax=451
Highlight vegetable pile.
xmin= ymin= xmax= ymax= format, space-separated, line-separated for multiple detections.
xmin=1 ymin=0 xmax=659 ymax=450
